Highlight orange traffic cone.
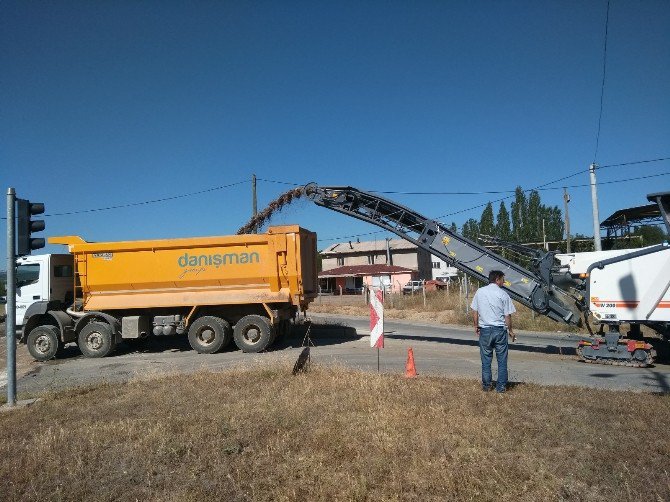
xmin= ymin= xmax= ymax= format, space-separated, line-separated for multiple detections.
xmin=405 ymin=347 xmax=417 ymax=378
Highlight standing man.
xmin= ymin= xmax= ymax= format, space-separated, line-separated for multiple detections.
xmin=471 ymin=270 xmax=516 ymax=393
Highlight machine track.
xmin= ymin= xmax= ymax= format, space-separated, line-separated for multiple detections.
xmin=576 ymin=345 xmax=656 ymax=368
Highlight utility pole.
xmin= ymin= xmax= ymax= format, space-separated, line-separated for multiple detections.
xmin=589 ymin=163 xmax=602 ymax=251
xmin=6 ymin=188 xmax=17 ymax=406
xmin=252 ymin=174 xmax=258 ymax=234
xmin=563 ymin=188 xmax=571 ymax=253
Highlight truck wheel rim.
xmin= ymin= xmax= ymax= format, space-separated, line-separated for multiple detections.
xmin=35 ymin=335 xmax=52 ymax=354
xmin=86 ymin=333 xmax=103 ymax=350
xmin=243 ymin=327 xmax=261 ymax=344
xmin=197 ymin=328 xmax=215 ymax=345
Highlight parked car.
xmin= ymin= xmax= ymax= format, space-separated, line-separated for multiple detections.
xmin=402 ymin=280 xmax=424 ymax=295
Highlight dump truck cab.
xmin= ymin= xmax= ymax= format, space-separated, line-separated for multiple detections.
xmin=15 ymin=253 xmax=74 ymax=327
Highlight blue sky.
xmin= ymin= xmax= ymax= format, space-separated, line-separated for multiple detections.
xmin=2 ymin=1 xmax=669 ymax=263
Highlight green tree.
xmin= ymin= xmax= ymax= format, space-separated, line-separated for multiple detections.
xmin=495 ymin=201 xmax=511 ymax=241
xmin=510 ymin=187 xmax=527 ymax=242
xmin=633 ymin=225 xmax=667 ymax=246
xmin=544 ymin=206 xmax=564 ymax=241
xmin=526 ymin=190 xmax=542 ymax=241
xmin=462 ymin=219 xmax=480 ymax=241
xmin=479 ymin=202 xmax=495 ymax=237
xmin=449 ymin=222 xmax=458 ymax=233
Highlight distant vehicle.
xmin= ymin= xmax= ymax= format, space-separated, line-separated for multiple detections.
xmin=402 ymin=280 xmax=424 ymax=295
xmin=0 ymin=295 xmax=6 ymax=304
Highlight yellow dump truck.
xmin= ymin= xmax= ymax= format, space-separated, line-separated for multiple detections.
xmin=16 ymin=225 xmax=317 ymax=361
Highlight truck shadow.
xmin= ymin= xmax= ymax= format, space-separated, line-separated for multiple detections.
xmin=286 ymin=323 xmax=580 ymax=358
xmin=384 ymin=333 xmax=578 ymax=357
xmin=272 ymin=323 xmax=361 ymax=350
xmin=55 ymin=322 xmax=363 ymax=359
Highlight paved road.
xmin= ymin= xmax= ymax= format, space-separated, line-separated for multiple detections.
xmin=2 ymin=314 xmax=669 ymax=395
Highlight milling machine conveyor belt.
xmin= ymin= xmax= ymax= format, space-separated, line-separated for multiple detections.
xmin=306 ymin=184 xmax=582 ymax=326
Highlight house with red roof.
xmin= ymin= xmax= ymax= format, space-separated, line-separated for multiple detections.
xmin=319 ymin=238 xmax=432 ymax=294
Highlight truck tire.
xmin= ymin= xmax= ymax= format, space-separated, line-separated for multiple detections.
xmin=26 ymin=325 xmax=63 ymax=362
xmin=233 ymin=315 xmax=273 ymax=353
xmin=188 ymin=316 xmax=232 ymax=354
xmin=78 ymin=322 xmax=116 ymax=358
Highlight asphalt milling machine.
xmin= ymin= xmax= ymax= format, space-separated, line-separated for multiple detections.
xmin=303 ymin=184 xmax=670 ymax=368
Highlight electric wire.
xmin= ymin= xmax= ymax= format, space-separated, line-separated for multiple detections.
xmin=593 ymin=0 xmax=611 ymax=162
xmin=43 ymin=180 xmax=249 ymax=217
xmin=263 ymin=156 xmax=669 ymax=197
xmin=597 ymin=157 xmax=670 ymax=169
xmin=316 ymin=170 xmax=670 ymax=242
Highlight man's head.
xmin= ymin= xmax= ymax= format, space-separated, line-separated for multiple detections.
xmin=488 ymin=270 xmax=505 ymax=286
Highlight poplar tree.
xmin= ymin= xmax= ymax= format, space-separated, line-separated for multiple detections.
xmin=511 ymin=187 xmax=527 ymax=242
xmin=495 ymin=201 xmax=511 ymax=241
xmin=527 ymin=190 xmax=542 ymax=241
xmin=479 ymin=202 xmax=495 ymax=237
xmin=462 ymin=219 xmax=480 ymax=241
xmin=544 ymin=206 xmax=564 ymax=241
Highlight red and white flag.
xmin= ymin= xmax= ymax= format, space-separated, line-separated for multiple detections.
xmin=370 ymin=288 xmax=384 ymax=348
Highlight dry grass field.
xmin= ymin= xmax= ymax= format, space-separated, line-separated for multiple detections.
xmin=1 ymin=364 xmax=668 ymax=501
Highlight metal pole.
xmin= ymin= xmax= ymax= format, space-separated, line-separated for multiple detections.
xmin=252 ymin=174 xmax=258 ymax=234
xmin=589 ymin=163 xmax=602 ymax=251
xmin=6 ymin=188 xmax=17 ymax=406
xmin=563 ymin=188 xmax=571 ymax=253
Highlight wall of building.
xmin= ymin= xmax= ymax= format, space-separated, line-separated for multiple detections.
xmin=430 ymin=257 xmax=459 ymax=280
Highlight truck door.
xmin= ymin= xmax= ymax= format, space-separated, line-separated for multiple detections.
xmin=50 ymin=254 xmax=75 ymax=306
xmin=15 ymin=259 xmax=48 ymax=326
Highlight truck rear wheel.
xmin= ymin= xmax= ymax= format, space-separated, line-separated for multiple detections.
xmin=188 ymin=316 xmax=232 ymax=354
xmin=26 ymin=325 xmax=63 ymax=362
xmin=233 ymin=315 xmax=272 ymax=353
xmin=78 ymin=322 xmax=116 ymax=358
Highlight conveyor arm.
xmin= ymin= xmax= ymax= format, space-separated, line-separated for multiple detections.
xmin=306 ymin=184 xmax=582 ymax=325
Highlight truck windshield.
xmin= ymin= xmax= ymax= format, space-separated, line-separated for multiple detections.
xmin=17 ymin=264 xmax=40 ymax=288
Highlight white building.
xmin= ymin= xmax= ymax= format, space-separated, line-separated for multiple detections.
xmin=430 ymin=257 xmax=459 ymax=281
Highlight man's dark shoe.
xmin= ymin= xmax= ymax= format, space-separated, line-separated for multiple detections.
xmin=482 ymin=385 xmax=492 ymax=392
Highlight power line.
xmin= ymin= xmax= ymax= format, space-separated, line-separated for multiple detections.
xmin=315 ymin=169 xmax=670 ymax=242
xmin=437 ymin=171 xmax=670 ymax=220
xmin=593 ymin=0 xmax=611 ymax=162
xmin=256 ymin=178 xmax=301 ymax=186
xmin=43 ymin=180 xmax=249 ymax=217
xmin=259 ymin=155 xmax=670 ymax=196
xmin=320 ymin=170 xmax=670 ymax=236
xmin=597 ymin=156 xmax=670 ymax=169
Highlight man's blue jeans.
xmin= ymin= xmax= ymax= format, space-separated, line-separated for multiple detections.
xmin=479 ymin=326 xmax=509 ymax=392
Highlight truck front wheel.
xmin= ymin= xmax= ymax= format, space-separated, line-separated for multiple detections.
xmin=78 ymin=322 xmax=116 ymax=358
xmin=233 ymin=315 xmax=272 ymax=353
xmin=26 ymin=325 xmax=63 ymax=362
xmin=188 ymin=316 xmax=232 ymax=354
